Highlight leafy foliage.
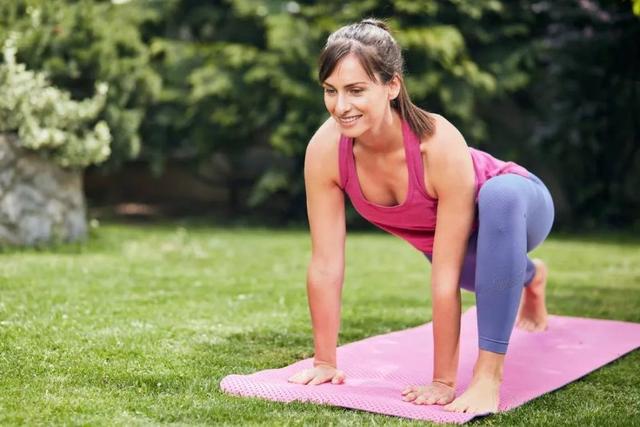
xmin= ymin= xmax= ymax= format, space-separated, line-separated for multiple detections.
xmin=528 ymin=0 xmax=640 ymax=227
xmin=139 ymin=0 xmax=538 ymax=209
xmin=0 ymin=37 xmax=111 ymax=168
xmin=1 ymin=0 xmax=638 ymax=226
xmin=0 ymin=0 xmax=161 ymax=168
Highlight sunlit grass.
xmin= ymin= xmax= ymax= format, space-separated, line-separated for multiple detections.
xmin=0 ymin=223 xmax=638 ymax=425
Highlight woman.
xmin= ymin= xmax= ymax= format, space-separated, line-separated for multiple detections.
xmin=287 ymin=18 xmax=554 ymax=415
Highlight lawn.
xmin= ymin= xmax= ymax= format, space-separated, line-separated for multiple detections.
xmin=1 ymin=223 xmax=639 ymax=426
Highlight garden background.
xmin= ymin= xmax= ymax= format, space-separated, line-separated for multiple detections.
xmin=1 ymin=0 xmax=639 ymax=425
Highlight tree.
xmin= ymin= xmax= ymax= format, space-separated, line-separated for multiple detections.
xmin=0 ymin=37 xmax=111 ymax=168
xmin=526 ymin=0 xmax=640 ymax=227
xmin=0 ymin=0 xmax=161 ymax=168
xmin=136 ymin=0 xmax=539 ymax=216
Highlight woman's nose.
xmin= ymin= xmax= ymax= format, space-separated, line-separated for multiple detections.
xmin=335 ymin=93 xmax=351 ymax=115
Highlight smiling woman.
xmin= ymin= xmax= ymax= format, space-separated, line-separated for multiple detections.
xmin=318 ymin=20 xmax=434 ymax=142
xmin=287 ymin=18 xmax=555 ymax=415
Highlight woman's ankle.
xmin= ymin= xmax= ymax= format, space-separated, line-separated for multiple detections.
xmin=473 ymin=350 xmax=505 ymax=381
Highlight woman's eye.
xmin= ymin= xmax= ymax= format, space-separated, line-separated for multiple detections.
xmin=324 ymin=88 xmax=336 ymax=95
xmin=350 ymin=88 xmax=364 ymax=95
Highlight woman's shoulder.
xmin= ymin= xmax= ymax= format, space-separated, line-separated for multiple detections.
xmin=417 ymin=113 xmax=475 ymax=194
xmin=418 ymin=113 xmax=468 ymax=159
xmin=308 ymin=116 xmax=342 ymax=153
xmin=305 ymin=117 xmax=342 ymax=185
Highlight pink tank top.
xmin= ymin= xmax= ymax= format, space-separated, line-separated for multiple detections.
xmin=338 ymin=119 xmax=529 ymax=253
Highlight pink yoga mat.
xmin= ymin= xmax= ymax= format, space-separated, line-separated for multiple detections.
xmin=220 ymin=307 xmax=640 ymax=423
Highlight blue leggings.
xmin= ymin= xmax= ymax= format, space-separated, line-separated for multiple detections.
xmin=426 ymin=173 xmax=554 ymax=354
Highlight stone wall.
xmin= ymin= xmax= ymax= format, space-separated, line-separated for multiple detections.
xmin=0 ymin=134 xmax=87 ymax=246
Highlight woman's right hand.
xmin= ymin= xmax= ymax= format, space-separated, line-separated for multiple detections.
xmin=287 ymin=363 xmax=346 ymax=386
xmin=401 ymin=381 xmax=456 ymax=405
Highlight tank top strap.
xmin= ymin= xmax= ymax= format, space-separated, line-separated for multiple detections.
xmin=401 ymin=120 xmax=429 ymax=197
xmin=337 ymin=134 xmax=350 ymax=190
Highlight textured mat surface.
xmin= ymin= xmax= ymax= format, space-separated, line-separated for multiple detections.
xmin=220 ymin=307 xmax=640 ymax=423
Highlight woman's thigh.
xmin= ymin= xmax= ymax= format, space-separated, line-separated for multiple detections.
xmin=459 ymin=173 xmax=554 ymax=291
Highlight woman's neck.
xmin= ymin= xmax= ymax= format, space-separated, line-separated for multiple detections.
xmin=354 ymin=109 xmax=403 ymax=155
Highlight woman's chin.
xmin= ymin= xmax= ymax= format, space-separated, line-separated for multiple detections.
xmin=338 ymin=122 xmax=366 ymax=138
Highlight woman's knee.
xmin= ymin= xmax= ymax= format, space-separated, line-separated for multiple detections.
xmin=478 ymin=175 xmax=528 ymax=219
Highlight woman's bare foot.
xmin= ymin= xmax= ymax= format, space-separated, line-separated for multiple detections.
xmin=516 ymin=258 xmax=548 ymax=332
xmin=444 ymin=350 xmax=502 ymax=414
xmin=443 ymin=375 xmax=500 ymax=414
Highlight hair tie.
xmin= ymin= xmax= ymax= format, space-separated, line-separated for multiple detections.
xmin=360 ymin=18 xmax=390 ymax=33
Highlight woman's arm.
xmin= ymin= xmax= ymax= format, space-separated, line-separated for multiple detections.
xmin=424 ymin=116 xmax=476 ymax=388
xmin=304 ymin=123 xmax=346 ymax=369
xmin=288 ymin=120 xmax=347 ymax=385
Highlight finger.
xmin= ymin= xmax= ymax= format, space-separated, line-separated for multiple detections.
xmin=403 ymin=392 xmax=417 ymax=402
xmin=331 ymin=370 xmax=345 ymax=384
xmin=401 ymin=385 xmax=418 ymax=395
xmin=287 ymin=369 xmax=313 ymax=384
xmin=414 ymin=395 xmax=426 ymax=405
xmin=415 ymin=395 xmax=436 ymax=405
xmin=308 ymin=375 xmax=329 ymax=386
xmin=287 ymin=373 xmax=304 ymax=383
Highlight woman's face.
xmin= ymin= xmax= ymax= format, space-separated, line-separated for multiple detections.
xmin=322 ymin=53 xmax=399 ymax=138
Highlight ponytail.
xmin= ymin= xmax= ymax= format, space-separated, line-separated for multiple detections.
xmin=393 ymin=78 xmax=436 ymax=138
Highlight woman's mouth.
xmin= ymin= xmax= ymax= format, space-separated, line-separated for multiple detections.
xmin=338 ymin=114 xmax=362 ymax=126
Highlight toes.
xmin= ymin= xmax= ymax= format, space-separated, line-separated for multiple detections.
xmin=517 ymin=318 xmax=534 ymax=331
xmin=520 ymin=320 xmax=534 ymax=331
xmin=444 ymin=401 xmax=460 ymax=412
xmin=532 ymin=323 xmax=547 ymax=332
xmin=446 ymin=400 xmax=469 ymax=413
xmin=467 ymin=405 xmax=497 ymax=415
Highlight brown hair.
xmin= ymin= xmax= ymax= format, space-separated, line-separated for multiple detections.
xmin=318 ymin=18 xmax=435 ymax=138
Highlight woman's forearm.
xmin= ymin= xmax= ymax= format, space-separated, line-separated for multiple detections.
xmin=307 ymin=267 xmax=343 ymax=367
xmin=431 ymin=286 xmax=462 ymax=387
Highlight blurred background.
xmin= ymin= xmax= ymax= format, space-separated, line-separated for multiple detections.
xmin=1 ymin=0 xmax=639 ymax=245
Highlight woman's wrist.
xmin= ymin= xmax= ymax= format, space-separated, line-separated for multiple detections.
xmin=432 ymin=378 xmax=456 ymax=388
xmin=313 ymin=359 xmax=336 ymax=369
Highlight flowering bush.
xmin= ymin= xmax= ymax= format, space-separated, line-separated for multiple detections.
xmin=0 ymin=37 xmax=111 ymax=168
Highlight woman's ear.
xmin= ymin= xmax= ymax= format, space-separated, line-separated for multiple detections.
xmin=388 ymin=74 xmax=402 ymax=101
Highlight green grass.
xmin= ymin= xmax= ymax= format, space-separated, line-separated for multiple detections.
xmin=1 ymin=223 xmax=639 ymax=426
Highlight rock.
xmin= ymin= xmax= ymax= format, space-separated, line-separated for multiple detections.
xmin=0 ymin=133 xmax=87 ymax=246
xmin=0 ymin=135 xmax=17 ymax=169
